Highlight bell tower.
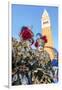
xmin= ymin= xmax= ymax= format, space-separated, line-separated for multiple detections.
xmin=42 ymin=9 xmax=54 ymax=60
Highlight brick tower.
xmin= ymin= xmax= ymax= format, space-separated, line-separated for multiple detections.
xmin=42 ymin=9 xmax=54 ymax=60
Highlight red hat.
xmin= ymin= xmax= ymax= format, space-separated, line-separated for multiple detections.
xmin=19 ymin=26 xmax=34 ymax=40
xmin=41 ymin=35 xmax=47 ymax=43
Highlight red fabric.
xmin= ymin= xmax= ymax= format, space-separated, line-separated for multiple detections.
xmin=20 ymin=27 xmax=34 ymax=40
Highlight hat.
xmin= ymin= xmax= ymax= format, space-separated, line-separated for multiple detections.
xmin=19 ymin=26 xmax=34 ymax=41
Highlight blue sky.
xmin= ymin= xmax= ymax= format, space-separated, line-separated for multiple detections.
xmin=12 ymin=4 xmax=58 ymax=50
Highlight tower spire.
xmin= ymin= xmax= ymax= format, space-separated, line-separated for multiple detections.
xmin=42 ymin=9 xmax=49 ymax=17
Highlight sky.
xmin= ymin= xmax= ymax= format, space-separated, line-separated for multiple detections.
xmin=12 ymin=4 xmax=58 ymax=50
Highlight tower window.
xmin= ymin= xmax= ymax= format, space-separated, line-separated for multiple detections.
xmin=43 ymin=21 xmax=48 ymax=24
